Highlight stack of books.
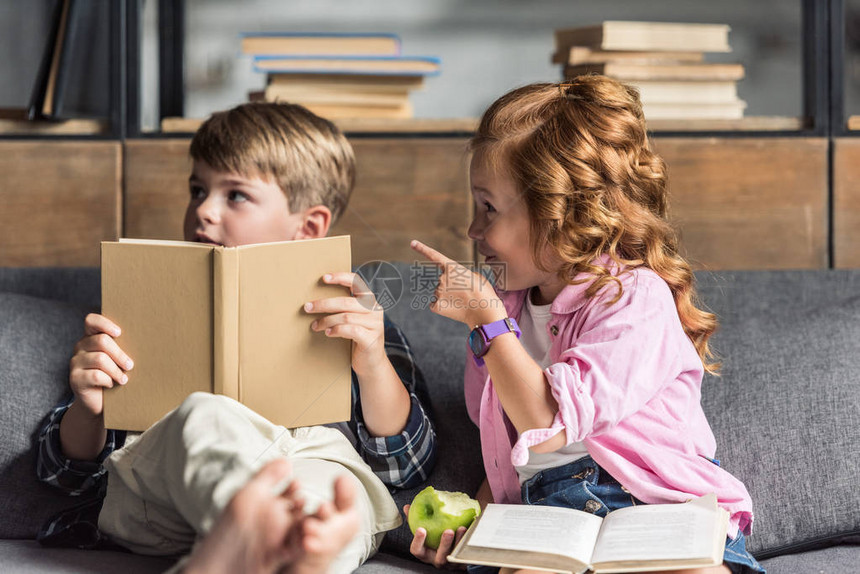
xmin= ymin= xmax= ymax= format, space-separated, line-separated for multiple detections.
xmin=242 ymin=33 xmax=440 ymax=119
xmin=553 ymin=21 xmax=746 ymax=120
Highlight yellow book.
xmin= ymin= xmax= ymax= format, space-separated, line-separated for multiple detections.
xmin=564 ymin=62 xmax=745 ymax=82
xmin=554 ymin=21 xmax=732 ymax=54
xmin=553 ymin=47 xmax=706 ymax=66
xmin=101 ymin=236 xmax=352 ymax=431
xmin=240 ymin=33 xmax=401 ymax=57
xmin=448 ymin=494 xmax=729 ymax=574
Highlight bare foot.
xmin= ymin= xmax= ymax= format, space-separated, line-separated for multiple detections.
xmin=184 ymin=458 xmax=304 ymax=574
xmin=286 ymin=475 xmax=361 ymax=574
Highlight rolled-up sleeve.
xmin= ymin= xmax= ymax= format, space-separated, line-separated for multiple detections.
xmin=352 ymin=318 xmax=437 ymax=489
xmin=355 ymin=392 xmax=436 ymax=489
xmin=512 ymin=276 xmax=688 ymax=464
xmin=36 ymin=397 xmax=126 ymax=496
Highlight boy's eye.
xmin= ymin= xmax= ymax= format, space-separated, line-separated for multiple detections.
xmin=189 ymin=185 xmax=206 ymax=200
xmin=484 ymin=201 xmax=496 ymax=213
xmin=228 ymin=190 xmax=249 ymax=203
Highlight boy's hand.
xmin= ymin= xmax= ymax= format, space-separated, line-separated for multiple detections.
xmin=305 ymin=273 xmax=387 ymax=378
xmin=403 ymin=504 xmax=467 ymax=570
xmin=68 ymin=313 xmax=134 ymax=417
xmin=410 ymin=240 xmax=506 ymax=328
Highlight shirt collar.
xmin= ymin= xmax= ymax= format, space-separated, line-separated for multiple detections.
xmin=497 ymin=254 xmax=624 ymax=317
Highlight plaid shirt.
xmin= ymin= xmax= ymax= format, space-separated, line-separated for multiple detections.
xmin=36 ymin=317 xmax=435 ymax=549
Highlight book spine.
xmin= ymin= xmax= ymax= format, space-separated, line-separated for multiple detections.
xmin=213 ymin=248 xmax=240 ymax=400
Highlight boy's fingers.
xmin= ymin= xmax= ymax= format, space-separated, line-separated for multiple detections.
xmin=411 ymin=240 xmax=454 ymax=266
xmin=75 ymin=367 xmax=116 ymax=389
xmin=304 ymin=296 xmax=369 ymax=314
xmin=77 ymin=334 xmax=134 ymax=371
xmin=312 ymin=312 xmax=378 ymax=333
xmin=83 ymin=313 xmax=121 ymax=338
xmin=321 ymin=271 xmax=370 ymax=290
xmin=73 ymin=351 xmax=128 ymax=386
xmin=324 ymin=324 xmax=381 ymax=352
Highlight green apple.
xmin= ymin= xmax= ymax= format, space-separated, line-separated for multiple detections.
xmin=407 ymin=486 xmax=481 ymax=549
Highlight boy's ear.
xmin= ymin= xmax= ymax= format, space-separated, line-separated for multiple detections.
xmin=294 ymin=205 xmax=332 ymax=239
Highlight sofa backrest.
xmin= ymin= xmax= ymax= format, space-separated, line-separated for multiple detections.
xmin=0 ymin=264 xmax=858 ymax=561
xmin=694 ymin=269 xmax=860 ymax=558
xmin=0 ymin=268 xmax=98 ymax=539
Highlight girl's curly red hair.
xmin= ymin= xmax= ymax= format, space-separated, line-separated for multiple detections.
xmin=470 ymin=76 xmax=719 ymax=374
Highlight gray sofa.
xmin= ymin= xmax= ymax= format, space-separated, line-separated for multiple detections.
xmin=1 ymin=264 xmax=858 ymax=573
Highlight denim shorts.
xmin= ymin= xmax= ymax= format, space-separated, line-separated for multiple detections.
xmin=467 ymin=457 xmax=765 ymax=574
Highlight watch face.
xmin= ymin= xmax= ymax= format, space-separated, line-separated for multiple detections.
xmin=468 ymin=328 xmax=486 ymax=357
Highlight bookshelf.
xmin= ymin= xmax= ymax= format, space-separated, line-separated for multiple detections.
xmin=0 ymin=1 xmax=133 ymax=139
xmin=0 ymin=0 xmax=857 ymax=269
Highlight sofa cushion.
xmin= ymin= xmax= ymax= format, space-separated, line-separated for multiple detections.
xmin=0 ymin=539 xmax=175 ymax=573
xmin=758 ymin=544 xmax=860 ymax=574
xmin=696 ymin=269 xmax=860 ymax=558
xmin=0 ymin=292 xmax=91 ymax=539
xmin=358 ymin=262 xmax=483 ymax=558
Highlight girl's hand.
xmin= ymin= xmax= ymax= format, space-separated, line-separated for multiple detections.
xmin=402 ymin=504 xmax=468 ymax=570
xmin=69 ymin=313 xmax=134 ymax=417
xmin=305 ymin=273 xmax=387 ymax=378
xmin=410 ymin=240 xmax=506 ymax=328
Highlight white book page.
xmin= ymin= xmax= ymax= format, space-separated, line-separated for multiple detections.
xmin=590 ymin=502 xmax=714 ymax=564
xmin=467 ymin=504 xmax=603 ymax=564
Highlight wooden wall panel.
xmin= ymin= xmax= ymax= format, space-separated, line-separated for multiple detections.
xmin=124 ymin=138 xmax=473 ymax=266
xmin=834 ymin=139 xmax=860 ymax=268
xmin=15 ymin=137 xmax=826 ymax=270
xmin=331 ymin=138 xmax=472 ymax=264
xmin=654 ymin=137 xmax=828 ymax=270
xmin=124 ymin=139 xmax=191 ymax=241
xmin=0 ymin=141 xmax=121 ymax=267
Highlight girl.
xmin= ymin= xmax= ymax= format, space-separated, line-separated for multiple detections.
xmin=408 ymin=76 xmax=763 ymax=574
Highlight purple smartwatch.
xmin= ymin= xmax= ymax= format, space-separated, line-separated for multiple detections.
xmin=468 ymin=317 xmax=521 ymax=366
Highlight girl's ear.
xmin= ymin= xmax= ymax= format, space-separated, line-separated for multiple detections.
xmin=294 ymin=205 xmax=332 ymax=239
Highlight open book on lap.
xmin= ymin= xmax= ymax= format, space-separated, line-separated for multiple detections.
xmin=447 ymin=493 xmax=728 ymax=574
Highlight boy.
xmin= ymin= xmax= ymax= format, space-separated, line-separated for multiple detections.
xmin=35 ymin=102 xmax=436 ymax=574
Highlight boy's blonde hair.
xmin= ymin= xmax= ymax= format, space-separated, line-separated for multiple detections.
xmin=190 ymin=101 xmax=355 ymax=223
xmin=470 ymin=76 xmax=719 ymax=374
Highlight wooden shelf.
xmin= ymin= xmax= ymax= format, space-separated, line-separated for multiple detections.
xmin=160 ymin=116 xmax=480 ymax=135
xmin=646 ymin=116 xmax=808 ymax=132
xmin=0 ymin=117 xmax=109 ymax=136
xmin=162 ymin=116 xmax=808 ymax=136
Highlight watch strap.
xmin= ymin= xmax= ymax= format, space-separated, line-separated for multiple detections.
xmin=481 ymin=317 xmax=521 ymax=340
xmin=471 ymin=317 xmax=521 ymax=367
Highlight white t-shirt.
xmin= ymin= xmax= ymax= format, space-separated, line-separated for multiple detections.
xmin=514 ymin=289 xmax=589 ymax=483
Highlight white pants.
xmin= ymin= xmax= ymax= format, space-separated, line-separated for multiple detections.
xmin=98 ymin=392 xmax=401 ymax=574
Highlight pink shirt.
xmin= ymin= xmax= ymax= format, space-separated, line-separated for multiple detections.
xmin=464 ymin=261 xmax=754 ymax=538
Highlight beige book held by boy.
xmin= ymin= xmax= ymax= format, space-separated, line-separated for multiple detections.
xmin=101 ymin=236 xmax=352 ymax=432
xmin=447 ymin=493 xmax=729 ymax=574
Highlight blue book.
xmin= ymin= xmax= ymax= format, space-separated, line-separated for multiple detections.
xmin=253 ymin=55 xmax=441 ymax=77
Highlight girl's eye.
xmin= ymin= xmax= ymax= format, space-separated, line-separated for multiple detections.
xmin=484 ymin=201 xmax=496 ymax=213
xmin=189 ymin=185 xmax=206 ymax=200
xmin=228 ymin=190 xmax=249 ymax=203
